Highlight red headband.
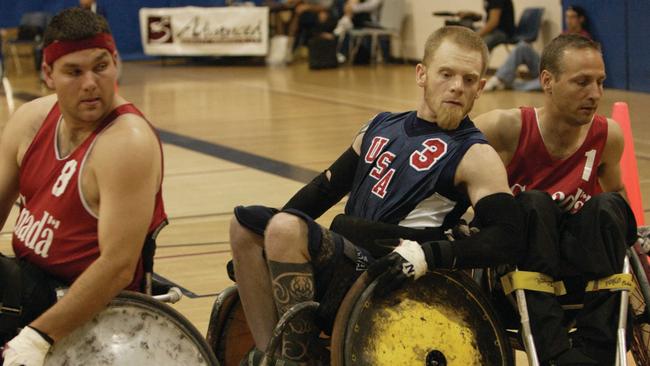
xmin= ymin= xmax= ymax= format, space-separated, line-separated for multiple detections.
xmin=43 ymin=33 xmax=116 ymax=65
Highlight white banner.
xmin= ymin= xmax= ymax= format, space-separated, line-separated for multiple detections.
xmin=139 ymin=6 xmax=269 ymax=56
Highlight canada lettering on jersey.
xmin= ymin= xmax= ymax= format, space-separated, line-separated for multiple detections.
xmin=13 ymin=207 xmax=61 ymax=258
xmin=511 ymin=184 xmax=592 ymax=213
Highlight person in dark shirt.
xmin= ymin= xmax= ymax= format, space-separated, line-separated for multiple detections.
xmin=459 ymin=0 xmax=515 ymax=51
xmin=484 ymin=6 xmax=591 ymax=92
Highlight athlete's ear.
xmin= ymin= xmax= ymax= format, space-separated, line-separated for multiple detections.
xmin=416 ymin=63 xmax=427 ymax=87
xmin=475 ymin=78 xmax=487 ymax=99
xmin=540 ymin=70 xmax=553 ymax=95
xmin=42 ymin=62 xmax=55 ymax=90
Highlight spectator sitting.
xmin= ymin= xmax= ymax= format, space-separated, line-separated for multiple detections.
xmin=458 ymin=0 xmax=515 ymax=52
xmin=484 ymin=6 xmax=591 ymax=92
xmin=265 ymin=0 xmax=298 ymax=36
xmin=288 ymin=0 xmax=335 ymax=51
xmin=332 ymin=0 xmax=383 ymax=36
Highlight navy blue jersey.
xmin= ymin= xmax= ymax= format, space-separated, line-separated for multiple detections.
xmin=345 ymin=111 xmax=487 ymax=228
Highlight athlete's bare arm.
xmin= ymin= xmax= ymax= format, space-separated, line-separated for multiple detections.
xmin=473 ymin=108 xmax=522 ymax=166
xmin=30 ymin=113 xmax=162 ymax=341
xmin=454 ymin=143 xmax=512 ymax=205
xmin=0 ymin=96 xmax=56 ymax=229
xmin=598 ymin=118 xmax=626 ymax=196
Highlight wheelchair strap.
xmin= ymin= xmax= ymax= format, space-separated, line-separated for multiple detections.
xmin=585 ymin=273 xmax=634 ymax=292
xmin=501 ymin=270 xmax=634 ymax=296
xmin=500 ymin=270 xmax=567 ymax=296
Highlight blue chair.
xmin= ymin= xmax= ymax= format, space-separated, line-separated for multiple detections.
xmin=6 ymin=12 xmax=51 ymax=75
xmin=509 ymin=7 xmax=544 ymax=44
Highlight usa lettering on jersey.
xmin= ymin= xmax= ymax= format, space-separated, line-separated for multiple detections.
xmin=14 ymin=208 xmax=60 ymax=258
xmin=366 ymin=136 xmax=448 ymax=198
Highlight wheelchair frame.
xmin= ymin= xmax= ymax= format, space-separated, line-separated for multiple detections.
xmin=483 ymin=243 xmax=650 ymax=366
xmin=209 ymin=234 xmax=650 ymax=365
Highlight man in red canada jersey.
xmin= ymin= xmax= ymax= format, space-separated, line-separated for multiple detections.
xmin=0 ymin=8 xmax=166 ymax=366
xmin=475 ymin=34 xmax=637 ymax=365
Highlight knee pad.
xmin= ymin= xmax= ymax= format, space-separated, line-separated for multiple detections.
xmin=233 ymin=205 xmax=279 ymax=236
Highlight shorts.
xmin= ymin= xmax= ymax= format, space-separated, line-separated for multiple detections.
xmin=234 ymin=206 xmax=375 ymax=334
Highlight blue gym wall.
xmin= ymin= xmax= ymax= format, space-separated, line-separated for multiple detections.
xmin=563 ymin=0 xmax=650 ymax=93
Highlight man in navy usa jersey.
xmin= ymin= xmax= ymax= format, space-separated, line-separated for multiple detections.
xmin=229 ymin=26 xmax=524 ymax=366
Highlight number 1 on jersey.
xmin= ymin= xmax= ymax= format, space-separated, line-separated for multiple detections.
xmin=581 ymin=149 xmax=596 ymax=181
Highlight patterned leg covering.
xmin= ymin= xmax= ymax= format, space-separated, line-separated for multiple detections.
xmin=267 ymin=261 xmax=318 ymax=364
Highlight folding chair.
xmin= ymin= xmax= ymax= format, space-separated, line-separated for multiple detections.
xmin=348 ymin=0 xmax=406 ymax=64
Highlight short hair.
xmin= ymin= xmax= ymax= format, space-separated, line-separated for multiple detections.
xmin=43 ymin=7 xmax=111 ymax=48
xmin=567 ymin=5 xmax=589 ymax=32
xmin=567 ymin=5 xmax=587 ymax=20
xmin=539 ymin=34 xmax=601 ymax=77
xmin=422 ymin=26 xmax=489 ymax=76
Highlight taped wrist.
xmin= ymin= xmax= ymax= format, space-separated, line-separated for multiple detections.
xmin=394 ymin=240 xmax=427 ymax=278
xmin=283 ymin=147 xmax=358 ymax=218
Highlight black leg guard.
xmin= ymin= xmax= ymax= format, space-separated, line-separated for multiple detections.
xmin=516 ymin=191 xmax=570 ymax=361
xmin=564 ymin=193 xmax=637 ymax=365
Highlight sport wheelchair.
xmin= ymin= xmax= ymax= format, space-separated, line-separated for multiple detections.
xmin=208 ymin=228 xmax=650 ymax=365
xmin=45 ymin=290 xmax=219 ymax=365
xmin=0 ymin=225 xmax=220 ymax=365
xmin=482 ymin=242 xmax=650 ymax=366
xmin=207 ymin=269 xmax=513 ymax=366
xmin=41 ymin=226 xmax=221 ymax=365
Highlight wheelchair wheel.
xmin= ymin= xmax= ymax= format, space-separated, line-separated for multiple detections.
xmin=331 ymin=271 xmax=514 ymax=366
xmin=206 ymin=286 xmax=255 ymax=366
xmin=45 ymin=291 xmax=219 ymax=365
xmin=629 ymin=247 xmax=650 ymax=365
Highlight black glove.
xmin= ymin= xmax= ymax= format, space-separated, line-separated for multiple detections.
xmin=448 ymin=219 xmax=480 ymax=241
xmin=366 ymin=240 xmax=429 ymax=296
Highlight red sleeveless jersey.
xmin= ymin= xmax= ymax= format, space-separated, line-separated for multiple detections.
xmin=507 ymin=107 xmax=607 ymax=213
xmin=12 ymin=103 xmax=167 ymax=290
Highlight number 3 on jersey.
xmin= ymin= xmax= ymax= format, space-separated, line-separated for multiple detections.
xmin=368 ymin=136 xmax=447 ymax=198
xmin=52 ymin=160 xmax=78 ymax=197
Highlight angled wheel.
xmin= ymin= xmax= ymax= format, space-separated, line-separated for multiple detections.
xmin=206 ymin=286 xmax=255 ymax=366
xmin=46 ymin=291 xmax=219 ymax=365
xmin=331 ymin=271 xmax=514 ymax=366
xmin=629 ymin=246 xmax=650 ymax=365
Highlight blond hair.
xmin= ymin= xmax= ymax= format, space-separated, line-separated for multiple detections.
xmin=422 ymin=26 xmax=489 ymax=76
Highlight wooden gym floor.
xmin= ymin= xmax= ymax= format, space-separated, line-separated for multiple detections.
xmin=1 ymin=54 xmax=649 ymax=365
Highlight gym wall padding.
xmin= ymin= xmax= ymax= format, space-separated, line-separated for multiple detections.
xmin=627 ymin=0 xmax=650 ymax=93
xmin=563 ymin=0 xmax=650 ymax=93
xmin=562 ymin=0 xmax=627 ymax=90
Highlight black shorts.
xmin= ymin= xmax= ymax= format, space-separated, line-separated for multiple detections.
xmin=233 ymin=206 xmax=375 ymax=334
xmin=0 ymin=254 xmax=60 ymax=345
